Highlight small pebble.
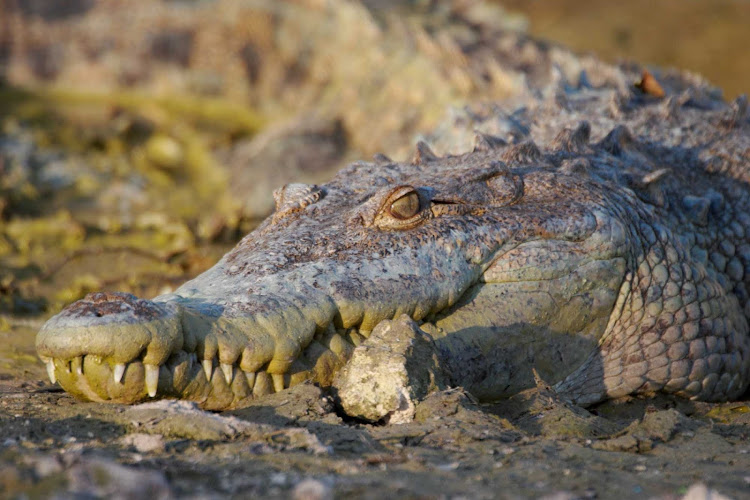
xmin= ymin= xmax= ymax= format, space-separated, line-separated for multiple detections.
xmin=292 ymin=478 xmax=332 ymax=500
xmin=681 ymin=483 xmax=731 ymax=500
xmin=121 ymin=433 xmax=165 ymax=453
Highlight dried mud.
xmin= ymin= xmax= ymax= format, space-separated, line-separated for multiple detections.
xmin=1 ymin=323 xmax=749 ymax=499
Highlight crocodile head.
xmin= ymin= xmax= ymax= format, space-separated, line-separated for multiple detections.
xmin=37 ymin=125 xmax=638 ymax=409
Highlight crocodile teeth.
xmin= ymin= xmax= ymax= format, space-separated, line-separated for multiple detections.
xmin=46 ymin=360 xmax=56 ymax=384
xmin=272 ymin=373 xmax=285 ymax=393
xmin=144 ymin=364 xmax=159 ymax=397
xmin=202 ymin=359 xmax=213 ymax=381
xmin=253 ymin=372 xmax=272 ymax=396
xmin=244 ymin=371 xmax=256 ymax=389
xmin=113 ymin=363 xmax=126 ymax=384
xmin=74 ymin=356 xmax=83 ymax=375
xmin=221 ymin=363 xmax=233 ymax=385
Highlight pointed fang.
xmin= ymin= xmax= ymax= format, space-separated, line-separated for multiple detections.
xmin=272 ymin=373 xmax=285 ymax=393
xmin=74 ymin=356 xmax=83 ymax=375
xmin=221 ymin=363 xmax=233 ymax=385
xmin=145 ymin=364 xmax=159 ymax=397
xmin=46 ymin=360 xmax=56 ymax=384
xmin=244 ymin=371 xmax=256 ymax=389
xmin=202 ymin=359 xmax=213 ymax=381
xmin=113 ymin=363 xmax=126 ymax=384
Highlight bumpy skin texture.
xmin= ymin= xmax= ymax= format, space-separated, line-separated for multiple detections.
xmin=37 ymin=61 xmax=750 ymax=409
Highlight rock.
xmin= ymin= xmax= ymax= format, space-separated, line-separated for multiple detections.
xmin=32 ymin=455 xmax=64 ymax=477
xmin=221 ymin=116 xmax=348 ymax=221
xmin=145 ymin=134 xmax=183 ymax=169
xmin=265 ymin=428 xmax=332 ymax=456
xmin=66 ymin=457 xmax=173 ymax=500
xmin=637 ymin=409 xmax=690 ymax=442
xmin=121 ymin=400 xmax=256 ymax=440
xmin=292 ymin=478 xmax=333 ymax=500
xmin=120 ymin=433 xmax=166 ymax=453
xmin=228 ymin=382 xmax=336 ymax=426
xmin=333 ymin=314 xmax=447 ymax=424
xmin=122 ymin=398 xmax=332 ymax=454
xmin=681 ymin=483 xmax=732 ymax=500
xmin=539 ymin=493 xmax=578 ymax=500
xmin=592 ymin=409 xmax=698 ymax=452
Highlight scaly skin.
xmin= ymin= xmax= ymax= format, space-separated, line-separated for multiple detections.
xmin=37 ymin=66 xmax=750 ymax=410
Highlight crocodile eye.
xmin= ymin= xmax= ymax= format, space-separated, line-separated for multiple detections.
xmin=370 ymin=185 xmax=429 ymax=230
xmin=388 ymin=191 xmax=420 ymax=219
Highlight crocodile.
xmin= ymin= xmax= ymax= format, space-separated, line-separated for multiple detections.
xmin=36 ymin=65 xmax=750 ymax=410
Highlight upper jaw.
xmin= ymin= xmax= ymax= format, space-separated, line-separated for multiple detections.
xmin=36 ymin=292 xmax=184 ymax=365
xmin=33 ymin=204 xmax=500 ymax=406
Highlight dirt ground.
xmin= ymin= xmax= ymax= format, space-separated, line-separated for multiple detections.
xmin=1 ymin=323 xmax=749 ymax=499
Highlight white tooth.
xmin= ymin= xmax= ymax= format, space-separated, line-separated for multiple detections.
xmin=144 ymin=364 xmax=159 ymax=397
xmin=46 ymin=360 xmax=56 ymax=384
xmin=202 ymin=359 xmax=213 ymax=381
xmin=244 ymin=371 xmax=256 ymax=389
xmin=113 ymin=363 xmax=126 ymax=384
xmin=75 ymin=356 xmax=83 ymax=375
xmin=221 ymin=363 xmax=233 ymax=385
xmin=272 ymin=373 xmax=285 ymax=393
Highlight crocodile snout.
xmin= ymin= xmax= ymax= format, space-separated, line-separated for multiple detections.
xmin=36 ymin=292 xmax=184 ymax=402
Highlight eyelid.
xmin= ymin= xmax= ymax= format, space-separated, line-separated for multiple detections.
xmin=386 ymin=186 xmax=419 ymax=204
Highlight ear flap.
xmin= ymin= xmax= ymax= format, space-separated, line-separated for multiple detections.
xmin=272 ymin=183 xmax=325 ymax=220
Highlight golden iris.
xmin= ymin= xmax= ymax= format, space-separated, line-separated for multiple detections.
xmin=388 ymin=191 xmax=420 ymax=219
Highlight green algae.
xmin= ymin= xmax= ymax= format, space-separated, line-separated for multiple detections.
xmin=705 ymin=404 xmax=750 ymax=423
xmin=0 ymin=84 xmax=258 ymax=316
xmin=5 ymin=211 xmax=85 ymax=257
xmin=0 ymin=86 xmax=263 ymax=138
xmin=0 ymin=85 xmax=254 ymax=231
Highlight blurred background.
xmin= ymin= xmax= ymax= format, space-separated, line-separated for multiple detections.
xmin=0 ymin=0 xmax=747 ymax=348
xmin=504 ymin=0 xmax=749 ymax=100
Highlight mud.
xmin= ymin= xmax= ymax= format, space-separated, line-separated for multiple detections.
xmin=1 ymin=322 xmax=748 ymax=499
